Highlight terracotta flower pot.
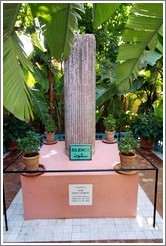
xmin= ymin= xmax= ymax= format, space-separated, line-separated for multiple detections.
xmin=140 ymin=137 xmax=155 ymax=149
xmin=120 ymin=152 xmax=136 ymax=168
xmin=23 ymin=153 xmax=39 ymax=171
xmin=6 ymin=140 xmax=17 ymax=151
xmin=105 ymin=130 xmax=115 ymax=141
xmin=45 ymin=132 xmax=55 ymax=143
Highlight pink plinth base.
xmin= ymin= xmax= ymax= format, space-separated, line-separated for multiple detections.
xmin=21 ymin=141 xmax=139 ymax=219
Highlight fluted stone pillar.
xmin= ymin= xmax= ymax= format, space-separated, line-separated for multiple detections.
xmin=64 ymin=34 xmax=96 ymax=155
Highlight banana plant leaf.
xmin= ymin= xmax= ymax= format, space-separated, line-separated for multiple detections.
xmin=93 ymin=3 xmax=120 ymax=29
xmin=116 ymin=3 xmax=163 ymax=93
xmin=96 ymin=84 xmax=118 ymax=107
xmin=30 ymin=89 xmax=49 ymax=123
xmin=30 ymin=3 xmax=85 ymax=61
xmin=3 ymin=3 xmax=34 ymax=121
xmin=3 ymin=3 xmax=84 ymax=121
xmin=3 ymin=3 xmax=21 ymax=36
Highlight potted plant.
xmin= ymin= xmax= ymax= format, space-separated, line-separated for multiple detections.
xmin=103 ymin=114 xmax=116 ymax=141
xmin=17 ymin=131 xmax=41 ymax=171
xmin=44 ymin=116 xmax=57 ymax=143
xmin=118 ymin=131 xmax=139 ymax=168
xmin=130 ymin=113 xmax=160 ymax=149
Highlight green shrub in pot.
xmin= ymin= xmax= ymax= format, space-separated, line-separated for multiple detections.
xmin=44 ymin=116 xmax=57 ymax=143
xmin=118 ymin=131 xmax=139 ymax=168
xmin=17 ymin=131 xmax=41 ymax=171
xmin=130 ymin=113 xmax=161 ymax=148
xmin=103 ymin=114 xmax=116 ymax=141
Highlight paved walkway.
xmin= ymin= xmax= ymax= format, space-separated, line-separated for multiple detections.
xmin=3 ymin=185 xmax=163 ymax=243
xmin=2 ymin=148 xmax=163 ymax=243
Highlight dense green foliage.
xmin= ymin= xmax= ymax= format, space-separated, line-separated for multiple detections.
xmin=3 ymin=114 xmax=33 ymax=141
xmin=103 ymin=114 xmax=116 ymax=131
xmin=17 ymin=131 xmax=41 ymax=154
xmin=130 ymin=113 xmax=162 ymax=141
xmin=44 ymin=116 xmax=57 ymax=133
xmin=3 ymin=2 xmax=163 ymax=135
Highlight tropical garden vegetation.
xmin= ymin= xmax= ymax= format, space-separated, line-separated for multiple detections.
xmin=3 ymin=3 xmax=163 ymax=146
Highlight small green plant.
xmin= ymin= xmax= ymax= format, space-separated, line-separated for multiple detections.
xmin=103 ymin=114 xmax=116 ymax=131
xmin=17 ymin=131 xmax=41 ymax=156
xmin=44 ymin=116 xmax=57 ymax=133
xmin=118 ymin=131 xmax=139 ymax=155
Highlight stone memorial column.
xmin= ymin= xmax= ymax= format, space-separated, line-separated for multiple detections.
xmin=64 ymin=34 xmax=96 ymax=155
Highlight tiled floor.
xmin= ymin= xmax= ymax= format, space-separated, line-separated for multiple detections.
xmin=3 ymin=186 xmax=163 ymax=243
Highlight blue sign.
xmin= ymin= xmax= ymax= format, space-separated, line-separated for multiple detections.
xmin=69 ymin=144 xmax=92 ymax=161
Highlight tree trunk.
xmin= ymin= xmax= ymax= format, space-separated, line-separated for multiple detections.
xmin=48 ymin=68 xmax=55 ymax=118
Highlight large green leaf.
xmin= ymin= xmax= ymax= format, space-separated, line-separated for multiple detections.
xmin=3 ymin=3 xmax=21 ymax=37
xmin=142 ymin=50 xmax=163 ymax=67
xmin=12 ymin=32 xmax=33 ymax=71
xmin=96 ymin=84 xmax=118 ymax=107
xmin=3 ymin=3 xmax=84 ymax=122
xmin=3 ymin=34 xmax=34 ymax=121
xmin=117 ymin=77 xmax=145 ymax=95
xmin=3 ymin=3 xmax=35 ymax=121
xmin=30 ymin=89 xmax=49 ymax=123
xmin=31 ymin=67 xmax=48 ymax=90
xmin=116 ymin=3 xmax=163 ymax=93
xmin=30 ymin=3 xmax=84 ymax=61
xmin=93 ymin=3 xmax=120 ymax=29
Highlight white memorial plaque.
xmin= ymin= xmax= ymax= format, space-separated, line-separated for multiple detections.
xmin=69 ymin=184 xmax=93 ymax=206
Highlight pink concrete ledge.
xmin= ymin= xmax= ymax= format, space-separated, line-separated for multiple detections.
xmin=21 ymin=141 xmax=139 ymax=219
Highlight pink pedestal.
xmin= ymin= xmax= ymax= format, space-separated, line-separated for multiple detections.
xmin=21 ymin=141 xmax=139 ymax=220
